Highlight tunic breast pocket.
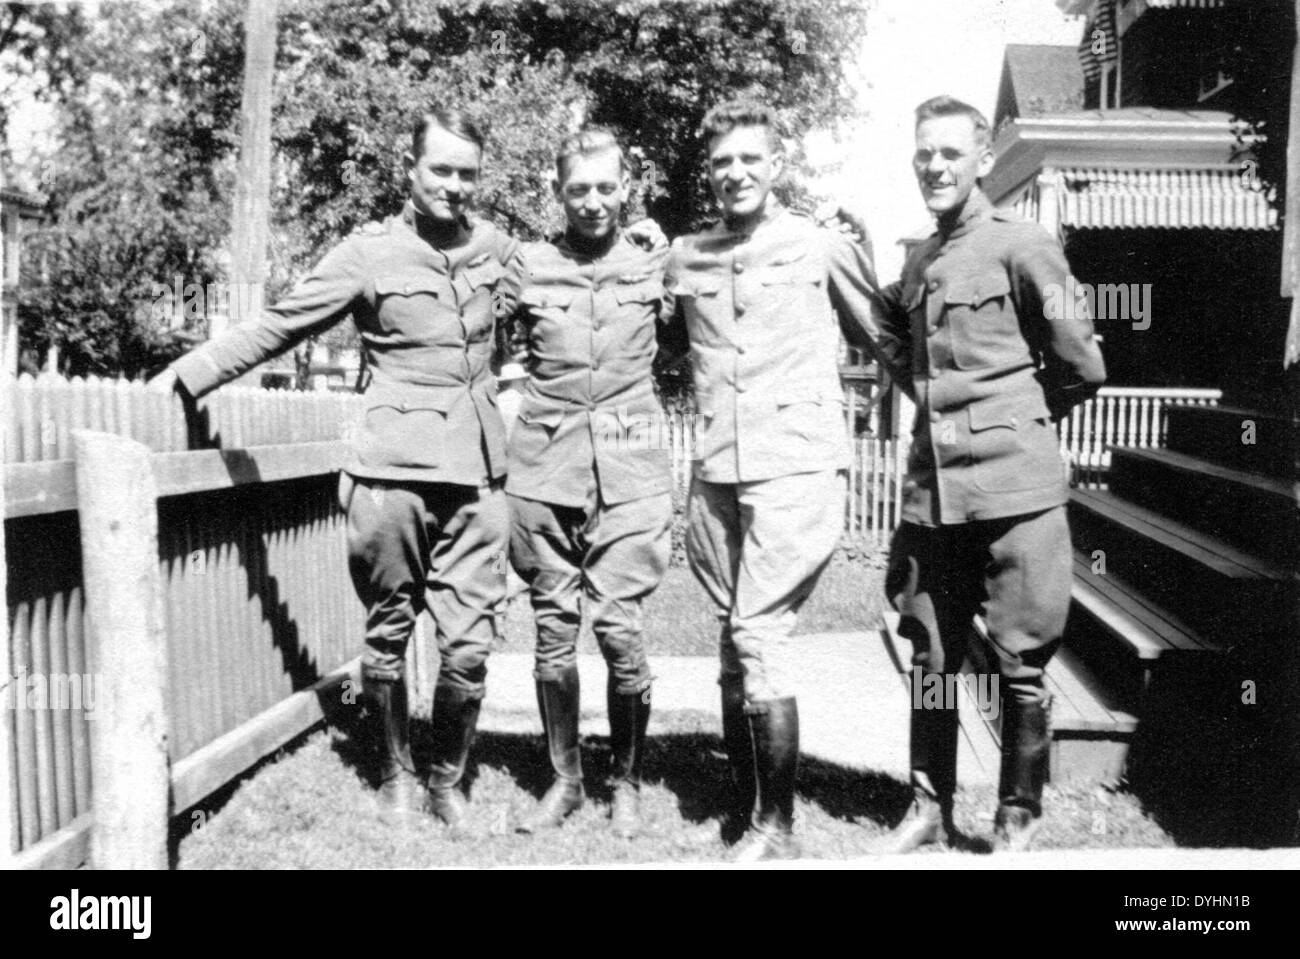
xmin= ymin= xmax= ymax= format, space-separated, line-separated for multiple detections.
xmin=457 ymin=257 xmax=507 ymax=341
xmin=374 ymin=276 xmax=454 ymax=336
xmin=611 ymin=282 xmax=662 ymax=352
xmin=943 ymin=273 xmax=1022 ymax=370
xmin=759 ymin=253 xmax=824 ymax=321
xmin=519 ymin=287 xmax=580 ymax=359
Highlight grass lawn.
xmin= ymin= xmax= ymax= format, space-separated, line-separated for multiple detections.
xmin=501 ymin=542 xmax=891 ymax=659
xmin=175 ymin=536 xmax=1179 ymax=867
xmin=177 ymin=707 xmax=1174 ymax=868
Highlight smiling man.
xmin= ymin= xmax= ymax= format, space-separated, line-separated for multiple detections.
xmin=873 ymin=96 xmax=1106 ymax=853
xmin=150 ymin=108 xmax=522 ymax=830
xmin=664 ymin=100 xmax=898 ymax=861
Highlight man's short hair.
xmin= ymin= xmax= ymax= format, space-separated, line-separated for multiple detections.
xmin=914 ymin=96 xmax=992 ymax=150
xmin=554 ymin=126 xmax=629 ymax=182
xmin=700 ymin=100 xmax=783 ymax=151
xmin=411 ymin=107 xmax=485 ymax=159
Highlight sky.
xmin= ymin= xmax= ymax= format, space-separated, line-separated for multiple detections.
xmin=812 ymin=0 xmax=1086 ymax=282
xmin=6 ymin=0 xmax=1086 ymax=279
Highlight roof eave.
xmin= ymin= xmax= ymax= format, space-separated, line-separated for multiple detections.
xmin=986 ymin=113 xmax=1262 ymax=204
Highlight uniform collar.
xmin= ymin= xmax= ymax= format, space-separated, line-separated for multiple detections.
xmin=936 ymin=187 xmax=992 ymax=241
xmin=402 ymin=200 xmax=472 ymax=248
xmin=555 ymin=227 xmax=626 ymax=261
xmin=718 ymin=199 xmax=786 ymax=238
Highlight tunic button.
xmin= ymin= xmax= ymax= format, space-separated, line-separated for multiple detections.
xmin=929 ymin=411 xmax=940 ymax=423
xmin=1010 ymin=416 xmax=1019 ymax=428
xmin=929 ymin=367 xmax=940 ymax=378
xmin=734 ymin=262 xmax=745 ymax=274
xmin=403 ymin=284 xmax=413 ymax=295
xmin=399 ymin=401 xmax=409 ymax=412
xmin=927 ymin=280 xmax=939 ymax=293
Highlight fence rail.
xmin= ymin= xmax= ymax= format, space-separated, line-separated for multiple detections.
xmin=2 ymin=373 xmax=362 ymax=465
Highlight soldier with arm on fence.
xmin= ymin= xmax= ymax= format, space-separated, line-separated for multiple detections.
xmin=873 ymin=96 xmax=1106 ymax=855
xmin=503 ymin=128 xmax=675 ymax=839
xmin=663 ymin=100 xmax=894 ymax=861
xmin=150 ymin=107 xmax=522 ymax=830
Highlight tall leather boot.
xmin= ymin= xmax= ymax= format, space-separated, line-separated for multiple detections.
xmin=608 ymin=674 xmax=652 ymax=839
xmin=732 ymin=697 xmax=801 ymax=863
xmin=363 ymin=673 xmax=427 ymax=819
xmin=870 ymin=699 xmax=958 ymax=854
xmin=426 ymin=685 xmax=483 ymax=832
xmin=679 ymin=675 xmax=756 ymax=847
xmin=518 ymin=666 xmax=585 ymax=833
xmin=993 ymin=694 xmax=1051 ymax=852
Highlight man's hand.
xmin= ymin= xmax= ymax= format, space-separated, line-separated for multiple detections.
xmin=146 ymin=367 xmax=180 ymax=394
xmin=814 ymin=201 xmax=869 ymax=246
xmin=626 ymin=218 xmax=668 ymax=253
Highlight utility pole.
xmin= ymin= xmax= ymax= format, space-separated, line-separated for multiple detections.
xmin=225 ymin=0 xmax=277 ymax=352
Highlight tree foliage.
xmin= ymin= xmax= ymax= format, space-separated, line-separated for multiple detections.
xmin=16 ymin=0 xmax=871 ymax=377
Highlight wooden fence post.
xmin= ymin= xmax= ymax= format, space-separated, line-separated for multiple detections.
xmin=74 ymin=430 xmax=169 ymax=869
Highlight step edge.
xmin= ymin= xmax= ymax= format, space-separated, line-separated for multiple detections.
xmin=1111 ymin=446 xmax=1295 ymax=500
xmin=1070 ymin=563 xmax=1215 ymax=655
xmin=1069 ymin=491 xmax=1289 ymax=581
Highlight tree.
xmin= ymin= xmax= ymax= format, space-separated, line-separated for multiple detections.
xmin=16 ymin=0 xmax=872 ymax=377
xmin=16 ymin=0 xmax=245 ymax=377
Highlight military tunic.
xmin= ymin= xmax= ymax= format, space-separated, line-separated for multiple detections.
xmin=171 ymin=202 xmax=524 ymax=694
xmin=664 ymin=205 xmax=892 ymax=702
xmin=878 ymin=187 xmax=1107 ymax=705
xmin=505 ymin=233 xmax=673 ymax=694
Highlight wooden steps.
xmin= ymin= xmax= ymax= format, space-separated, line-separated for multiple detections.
xmin=1164 ymin=402 xmax=1294 ymax=478
xmin=1058 ymin=401 xmax=1295 ymax=800
xmin=1107 ymin=446 xmax=1297 ymax=568
xmin=1068 ymin=488 xmax=1289 ymax=644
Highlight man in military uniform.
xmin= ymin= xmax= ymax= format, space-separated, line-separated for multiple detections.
xmin=873 ymin=96 xmax=1106 ymax=853
xmin=505 ymin=127 xmax=673 ymax=839
xmin=149 ymin=108 xmax=522 ymax=829
xmin=664 ymin=101 xmax=896 ymax=861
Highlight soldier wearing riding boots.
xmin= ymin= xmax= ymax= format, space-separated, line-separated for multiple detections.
xmin=662 ymin=101 xmax=898 ymax=861
xmin=152 ymin=108 xmax=521 ymax=830
xmin=873 ymin=96 xmax=1106 ymax=853
xmin=504 ymin=128 xmax=674 ymax=839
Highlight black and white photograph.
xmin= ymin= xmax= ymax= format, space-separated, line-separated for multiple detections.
xmin=0 ymin=0 xmax=1296 ymax=897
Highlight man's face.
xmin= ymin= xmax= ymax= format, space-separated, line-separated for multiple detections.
xmin=707 ymin=125 xmax=782 ymax=220
xmin=405 ymin=124 xmax=482 ymax=223
xmin=912 ymin=114 xmax=994 ymax=215
xmin=555 ymin=148 xmax=628 ymax=241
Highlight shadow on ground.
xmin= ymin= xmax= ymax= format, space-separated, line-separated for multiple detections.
xmin=324 ymin=703 xmax=916 ymax=830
